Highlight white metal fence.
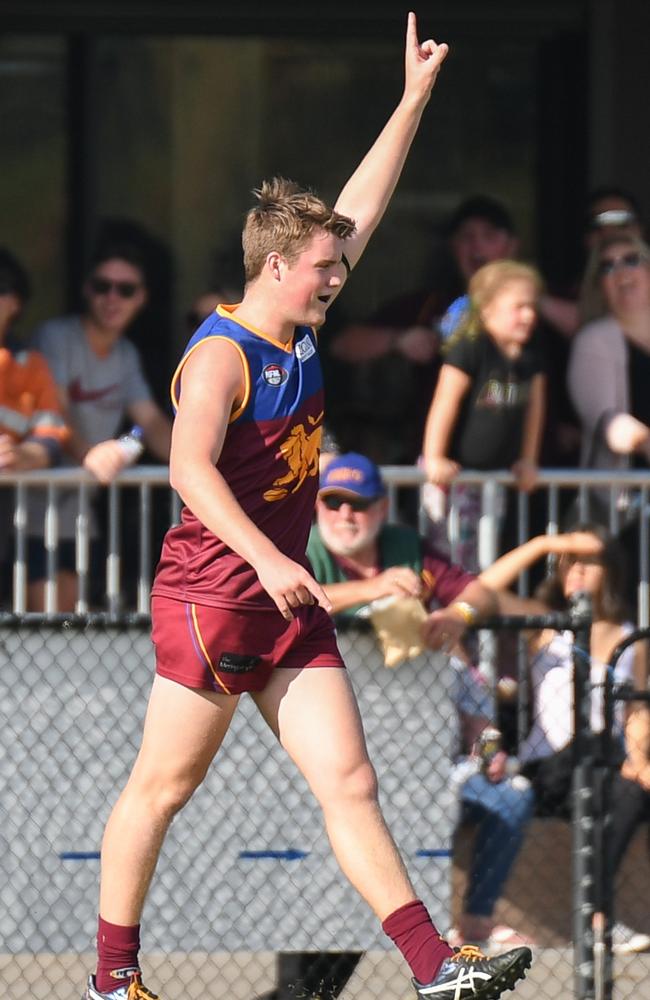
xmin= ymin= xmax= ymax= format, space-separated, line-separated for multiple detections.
xmin=1 ymin=465 xmax=648 ymax=621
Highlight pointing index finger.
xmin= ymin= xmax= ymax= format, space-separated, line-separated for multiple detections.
xmin=406 ymin=11 xmax=419 ymax=50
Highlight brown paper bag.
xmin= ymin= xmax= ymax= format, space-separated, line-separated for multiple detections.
xmin=368 ymin=595 xmax=428 ymax=669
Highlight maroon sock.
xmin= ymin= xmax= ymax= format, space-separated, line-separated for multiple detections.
xmin=382 ymin=899 xmax=454 ymax=985
xmin=95 ymin=915 xmax=141 ymax=993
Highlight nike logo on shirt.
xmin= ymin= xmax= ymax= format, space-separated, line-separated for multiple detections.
xmin=68 ymin=377 xmax=120 ymax=403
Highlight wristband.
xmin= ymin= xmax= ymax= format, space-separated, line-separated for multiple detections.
xmin=450 ymin=601 xmax=478 ymax=626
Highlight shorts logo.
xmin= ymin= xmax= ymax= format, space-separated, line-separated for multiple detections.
xmin=295 ymin=335 xmax=316 ymax=363
xmin=262 ymin=363 xmax=289 ymax=387
xmin=218 ymin=652 xmax=261 ymax=673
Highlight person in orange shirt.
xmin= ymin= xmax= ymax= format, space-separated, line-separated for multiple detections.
xmin=0 ymin=248 xmax=69 ymax=608
xmin=0 ymin=248 xmax=69 ymax=471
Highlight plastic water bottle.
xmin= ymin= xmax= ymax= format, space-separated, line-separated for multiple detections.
xmin=117 ymin=425 xmax=145 ymax=464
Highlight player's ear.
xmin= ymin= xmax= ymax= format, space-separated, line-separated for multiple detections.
xmin=266 ymin=251 xmax=285 ymax=282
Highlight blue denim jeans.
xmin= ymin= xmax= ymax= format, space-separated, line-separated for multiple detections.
xmin=460 ymin=771 xmax=535 ymax=917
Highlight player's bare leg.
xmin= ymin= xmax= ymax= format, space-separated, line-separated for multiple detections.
xmin=253 ymin=665 xmax=416 ymax=919
xmin=253 ymin=666 xmax=532 ymax=1000
xmin=99 ymin=674 xmax=239 ymax=925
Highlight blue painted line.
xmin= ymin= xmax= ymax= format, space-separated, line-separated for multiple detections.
xmin=415 ymin=849 xmax=453 ymax=858
xmin=238 ymin=849 xmax=308 ymax=861
xmin=59 ymin=851 xmax=101 ymax=860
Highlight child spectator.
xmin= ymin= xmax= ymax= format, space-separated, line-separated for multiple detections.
xmin=421 ymin=260 xmax=546 ymax=572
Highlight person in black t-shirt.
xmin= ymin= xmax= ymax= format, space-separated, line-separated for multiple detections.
xmin=421 ymin=260 xmax=546 ymax=572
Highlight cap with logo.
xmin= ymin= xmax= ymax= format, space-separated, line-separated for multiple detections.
xmin=318 ymin=452 xmax=386 ymax=500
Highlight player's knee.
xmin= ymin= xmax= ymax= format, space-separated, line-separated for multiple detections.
xmin=135 ymin=771 xmax=203 ymax=818
xmin=324 ymin=758 xmax=379 ymax=808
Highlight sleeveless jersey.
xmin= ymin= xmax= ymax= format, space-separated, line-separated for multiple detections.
xmin=152 ymin=305 xmax=324 ymax=610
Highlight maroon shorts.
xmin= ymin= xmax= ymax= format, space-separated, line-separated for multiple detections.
xmin=151 ymin=596 xmax=344 ymax=695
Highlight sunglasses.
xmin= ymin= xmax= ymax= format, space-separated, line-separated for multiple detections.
xmin=89 ymin=276 xmax=142 ymax=299
xmin=597 ymin=252 xmax=645 ymax=277
xmin=321 ymin=494 xmax=376 ymax=512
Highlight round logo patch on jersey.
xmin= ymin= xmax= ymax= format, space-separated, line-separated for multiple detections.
xmin=262 ymin=363 xmax=289 ymax=387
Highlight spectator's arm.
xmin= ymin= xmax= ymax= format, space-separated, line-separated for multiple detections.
xmin=512 ymin=371 xmax=546 ymax=492
xmin=322 ymin=565 xmax=424 ymax=615
xmin=128 ymin=400 xmax=172 ymax=462
xmin=328 ymin=323 xmax=402 ymax=362
xmin=0 ymin=434 xmax=52 ymax=472
xmin=479 ymin=531 xmax=603 ymax=597
xmin=421 ymin=363 xmax=470 ymax=484
xmin=421 ymin=578 xmax=497 ymax=651
xmin=621 ymin=640 xmax=650 ymax=789
xmin=329 ymin=322 xmax=438 ymax=365
xmin=537 ymin=293 xmax=579 ymax=338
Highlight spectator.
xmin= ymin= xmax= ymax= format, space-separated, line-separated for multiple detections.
xmin=421 ymin=260 xmax=546 ymax=572
xmin=568 ymin=233 xmax=650 ymax=604
xmin=324 ymin=195 xmax=519 ymax=468
xmin=583 ymin=186 xmax=645 ymax=255
xmin=479 ymin=524 xmax=650 ymax=954
xmin=0 ymin=248 xmax=69 ymax=605
xmin=260 ymin=453 xmax=534 ymax=998
xmin=29 ymin=235 xmax=172 ymax=610
xmin=185 ymin=285 xmax=242 ymax=335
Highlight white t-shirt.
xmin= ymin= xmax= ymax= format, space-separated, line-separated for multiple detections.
xmin=519 ymin=626 xmax=636 ymax=765
xmin=28 ymin=316 xmax=152 ymax=538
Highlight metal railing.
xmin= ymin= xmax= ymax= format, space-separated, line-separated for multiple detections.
xmin=2 ymin=464 xmax=648 ymax=619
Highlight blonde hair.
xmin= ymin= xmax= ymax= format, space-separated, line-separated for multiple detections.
xmin=444 ymin=259 xmax=543 ymax=351
xmin=242 ymin=177 xmax=356 ymax=283
xmin=579 ymin=233 xmax=650 ymax=324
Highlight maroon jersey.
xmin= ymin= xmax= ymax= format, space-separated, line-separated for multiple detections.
xmin=152 ymin=306 xmax=324 ymax=610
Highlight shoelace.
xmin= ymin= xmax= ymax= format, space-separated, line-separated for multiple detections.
xmin=450 ymin=945 xmax=487 ymax=963
xmin=126 ymin=974 xmax=159 ymax=1000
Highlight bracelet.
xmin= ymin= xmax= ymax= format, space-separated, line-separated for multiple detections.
xmin=450 ymin=601 xmax=478 ymax=626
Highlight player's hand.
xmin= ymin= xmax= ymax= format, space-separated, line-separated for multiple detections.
xmin=424 ymin=455 xmax=461 ymax=487
xmin=403 ymin=11 xmax=449 ymax=106
xmin=83 ymin=439 xmax=131 ymax=483
xmin=371 ymin=566 xmax=423 ymax=601
xmin=255 ymin=553 xmax=333 ymax=621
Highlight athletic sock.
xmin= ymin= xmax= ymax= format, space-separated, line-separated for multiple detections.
xmin=382 ymin=899 xmax=454 ymax=985
xmin=95 ymin=915 xmax=141 ymax=993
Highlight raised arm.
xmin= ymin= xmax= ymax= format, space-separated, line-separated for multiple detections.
xmin=479 ymin=531 xmax=604 ymax=593
xmin=335 ymin=12 xmax=448 ymax=270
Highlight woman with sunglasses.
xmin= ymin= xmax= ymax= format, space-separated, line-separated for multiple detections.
xmin=567 ymin=233 xmax=650 ymax=608
xmin=479 ymin=523 xmax=650 ymax=953
xmin=28 ymin=238 xmax=172 ymax=610
xmin=568 ymin=234 xmax=650 ymax=493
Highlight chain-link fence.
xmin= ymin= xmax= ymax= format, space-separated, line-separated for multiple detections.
xmin=2 ymin=466 xmax=650 ymax=999
xmin=3 ymin=613 xmax=649 ymax=1000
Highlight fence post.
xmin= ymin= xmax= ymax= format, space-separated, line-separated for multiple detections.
xmin=570 ymin=590 xmax=595 ymax=1000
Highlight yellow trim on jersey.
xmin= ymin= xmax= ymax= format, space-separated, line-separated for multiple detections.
xmin=190 ymin=603 xmax=231 ymax=694
xmin=169 ymin=335 xmax=251 ymax=424
xmin=217 ymin=303 xmax=295 ymax=354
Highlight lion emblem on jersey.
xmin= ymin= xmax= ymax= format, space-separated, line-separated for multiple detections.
xmin=263 ymin=413 xmax=323 ymax=501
